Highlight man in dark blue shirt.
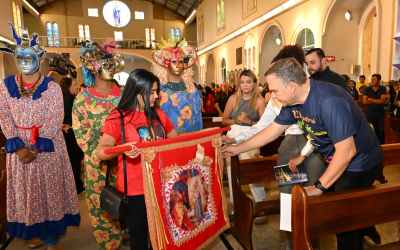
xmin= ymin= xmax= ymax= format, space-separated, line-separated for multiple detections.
xmin=363 ymin=74 xmax=389 ymax=144
xmin=223 ymin=58 xmax=382 ymax=250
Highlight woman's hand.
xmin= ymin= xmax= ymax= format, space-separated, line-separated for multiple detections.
xmin=123 ymin=142 xmax=141 ymax=159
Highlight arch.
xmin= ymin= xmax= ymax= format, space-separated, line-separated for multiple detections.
xmin=258 ymin=21 xmax=286 ymax=54
xmin=358 ymin=0 xmax=381 ymax=75
xmin=290 ymin=24 xmax=317 ymax=46
xmin=295 ymin=28 xmax=315 ymax=51
xmin=206 ymin=54 xmax=216 ymax=84
xmin=259 ymin=24 xmax=284 ymax=76
xmin=322 ymin=0 xmax=379 ymax=76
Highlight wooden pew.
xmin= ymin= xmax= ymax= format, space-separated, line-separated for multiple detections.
xmin=231 ymin=142 xmax=400 ymax=250
xmin=292 ymin=143 xmax=400 ymax=250
xmin=230 ymin=154 xmax=279 ymax=250
xmin=382 ymin=143 xmax=400 ymax=166
xmin=292 ymin=183 xmax=400 ymax=250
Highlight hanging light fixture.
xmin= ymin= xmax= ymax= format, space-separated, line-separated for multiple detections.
xmin=345 ymin=10 xmax=352 ymax=21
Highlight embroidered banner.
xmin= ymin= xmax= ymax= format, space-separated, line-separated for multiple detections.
xmin=140 ymin=128 xmax=230 ymax=250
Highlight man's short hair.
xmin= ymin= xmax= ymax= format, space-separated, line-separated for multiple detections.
xmin=359 ymin=75 xmax=366 ymax=80
xmin=305 ymin=48 xmax=326 ymax=58
xmin=372 ymin=73 xmax=382 ymax=81
xmin=264 ymin=58 xmax=307 ymax=85
xmin=272 ymin=45 xmax=305 ymax=65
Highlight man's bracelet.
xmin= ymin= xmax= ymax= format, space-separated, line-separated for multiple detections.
xmin=314 ymin=180 xmax=328 ymax=192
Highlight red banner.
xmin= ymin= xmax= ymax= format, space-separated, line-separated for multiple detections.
xmin=140 ymin=128 xmax=230 ymax=250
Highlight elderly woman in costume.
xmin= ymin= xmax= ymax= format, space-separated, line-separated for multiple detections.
xmin=153 ymin=38 xmax=202 ymax=133
xmin=0 ymin=25 xmax=80 ymax=250
xmin=72 ymin=41 xmax=124 ymax=250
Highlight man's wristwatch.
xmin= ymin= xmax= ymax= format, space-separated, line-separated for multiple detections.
xmin=314 ymin=180 xmax=328 ymax=192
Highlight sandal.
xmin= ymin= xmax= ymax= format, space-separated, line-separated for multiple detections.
xmin=27 ymin=239 xmax=44 ymax=249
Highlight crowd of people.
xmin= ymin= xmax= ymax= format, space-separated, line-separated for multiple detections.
xmin=1 ymin=22 xmax=398 ymax=250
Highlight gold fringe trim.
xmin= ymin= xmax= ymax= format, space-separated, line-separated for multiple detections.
xmin=143 ymin=160 xmax=169 ymax=250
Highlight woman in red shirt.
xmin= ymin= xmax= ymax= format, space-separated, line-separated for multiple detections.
xmin=96 ymin=69 xmax=177 ymax=250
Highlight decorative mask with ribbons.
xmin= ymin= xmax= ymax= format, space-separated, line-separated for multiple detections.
xmin=0 ymin=24 xmax=45 ymax=75
xmin=153 ymin=38 xmax=197 ymax=76
xmin=79 ymin=40 xmax=124 ymax=86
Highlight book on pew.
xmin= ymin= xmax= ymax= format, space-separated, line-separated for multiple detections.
xmin=273 ymin=164 xmax=308 ymax=186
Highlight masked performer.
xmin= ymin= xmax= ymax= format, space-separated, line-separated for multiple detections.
xmin=153 ymin=38 xmax=202 ymax=133
xmin=0 ymin=25 xmax=80 ymax=249
xmin=72 ymin=40 xmax=124 ymax=250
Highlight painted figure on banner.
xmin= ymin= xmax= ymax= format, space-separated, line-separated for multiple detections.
xmin=152 ymin=37 xmax=203 ymax=133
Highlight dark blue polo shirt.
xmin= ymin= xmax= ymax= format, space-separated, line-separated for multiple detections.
xmin=275 ymin=80 xmax=382 ymax=172
xmin=364 ymin=86 xmax=387 ymax=117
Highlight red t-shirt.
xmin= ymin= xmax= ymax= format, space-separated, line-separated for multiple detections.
xmin=102 ymin=109 xmax=175 ymax=196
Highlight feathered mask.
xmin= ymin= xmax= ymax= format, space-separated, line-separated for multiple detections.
xmin=0 ymin=23 xmax=45 ymax=75
xmin=79 ymin=40 xmax=124 ymax=86
xmin=153 ymin=38 xmax=197 ymax=75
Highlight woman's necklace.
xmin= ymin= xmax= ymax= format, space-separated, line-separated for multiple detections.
xmin=17 ymin=74 xmax=42 ymax=97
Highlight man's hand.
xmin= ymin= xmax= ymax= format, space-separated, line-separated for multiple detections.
xmin=222 ymin=144 xmax=241 ymax=158
xmin=304 ymin=185 xmax=323 ymax=196
xmin=16 ymin=147 xmax=38 ymax=164
xmin=288 ymin=155 xmax=306 ymax=173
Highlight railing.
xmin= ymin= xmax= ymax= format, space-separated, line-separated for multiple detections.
xmin=37 ymin=36 xmax=197 ymax=49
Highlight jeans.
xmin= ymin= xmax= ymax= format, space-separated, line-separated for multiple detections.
xmin=334 ymin=166 xmax=379 ymax=250
xmin=367 ymin=114 xmax=385 ymax=144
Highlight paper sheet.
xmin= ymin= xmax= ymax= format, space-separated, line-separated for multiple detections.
xmin=280 ymin=193 xmax=292 ymax=232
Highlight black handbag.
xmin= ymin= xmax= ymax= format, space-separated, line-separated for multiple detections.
xmin=100 ymin=109 xmax=128 ymax=221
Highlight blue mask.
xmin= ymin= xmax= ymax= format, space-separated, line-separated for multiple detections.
xmin=15 ymin=47 xmax=40 ymax=75
xmin=0 ymin=24 xmax=45 ymax=75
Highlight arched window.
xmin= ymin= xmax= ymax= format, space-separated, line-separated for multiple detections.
xmin=170 ymin=27 xmax=182 ymax=41
xmin=244 ymin=35 xmax=256 ymax=71
xmin=221 ymin=58 xmax=227 ymax=83
xmin=46 ymin=22 xmax=60 ymax=47
xmin=296 ymin=28 xmax=315 ymax=51
xmin=78 ymin=24 xmax=91 ymax=42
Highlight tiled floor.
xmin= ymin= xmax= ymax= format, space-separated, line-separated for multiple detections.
xmin=7 ymin=165 xmax=400 ymax=250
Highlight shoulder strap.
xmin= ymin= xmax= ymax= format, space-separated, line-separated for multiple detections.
xmin=118 ymin=109 xmax=128 ymax=199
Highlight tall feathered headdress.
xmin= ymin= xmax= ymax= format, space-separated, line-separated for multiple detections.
xmin=0 ymin=23 xmax=45 ymax=58
xmin=152 ymin=37 xmax=197 ymax=69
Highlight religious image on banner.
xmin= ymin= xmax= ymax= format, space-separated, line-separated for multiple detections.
xmin=140 ymin=128 xmax=230 ymax=250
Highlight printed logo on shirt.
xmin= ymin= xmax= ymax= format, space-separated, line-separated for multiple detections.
xmin=292 ymin=110 xmax=316 ymax=124
xmin=291 ymin=110 xmax=328 ymax=147
xmin=137 ymin=126 xmax=152 ymax=142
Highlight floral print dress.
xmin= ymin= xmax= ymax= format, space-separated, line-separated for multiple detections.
xmin=72 ymin=85 xmax=122 ymax=250
xmin=0 ymin=75 xmax=80 ymax=243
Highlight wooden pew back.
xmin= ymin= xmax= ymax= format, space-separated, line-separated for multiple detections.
xmin=292 ymin=143 xmax=400 ymax=250
xmin=292 ymin=184 xmax=400 ymax=250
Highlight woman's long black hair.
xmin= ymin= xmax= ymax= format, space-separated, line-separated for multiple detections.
xmin=117 ymin=69 xmax=164 ymax=139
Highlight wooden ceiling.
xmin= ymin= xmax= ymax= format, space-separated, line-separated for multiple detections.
xmin=27 ymin=0 xmax=200 ymax=17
